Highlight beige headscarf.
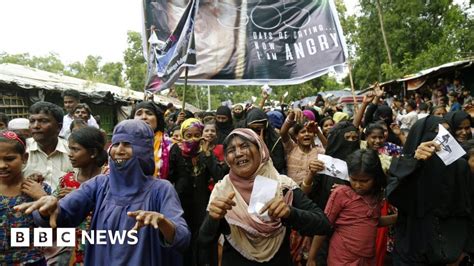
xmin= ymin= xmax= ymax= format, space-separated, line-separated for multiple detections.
xmin=209 ymin=128 xmax=298 ymax=262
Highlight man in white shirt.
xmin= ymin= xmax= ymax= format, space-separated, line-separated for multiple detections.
xmin=397 ymin=100 xmax=418 ymax=133
xmin=417 ymin=102 xmax=429 ymax=120
xmin=23 ymin=101 xmax=73 ymax=191
xmin=59 ymin=89 xmax=99 ymax=138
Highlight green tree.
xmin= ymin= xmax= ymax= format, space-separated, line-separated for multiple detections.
xmin=65 ymin=56 xmax=125 ymax=86
xmin=347 ymin=0 xmax=473 ymax=90
xmin=100 ymin=62 xmax=125 ymax=87
xmin=124 ymin=31 xmax=147 ymax=91
xmin=0 ymin=52 xmax=65 ymax=73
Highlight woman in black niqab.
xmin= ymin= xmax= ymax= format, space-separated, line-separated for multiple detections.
xmin=216 ymin=106 xmax=234 ymax=144
xmin=387 ymin=115 xmax=472 ymax=264
xmin=325 ymin=121 xmax=360 ymax=161
xmin=245 ymin=108 xmax=286 ymax=174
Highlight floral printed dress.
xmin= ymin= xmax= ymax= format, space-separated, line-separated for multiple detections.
xmin=0 ymin=184 xmax=51 ymax=265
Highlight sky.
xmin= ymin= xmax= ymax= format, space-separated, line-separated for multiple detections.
xmin=0 ymin=0 xmax=470 ymax=65
xmin=0 ymin=0 xmax=143 ymax=64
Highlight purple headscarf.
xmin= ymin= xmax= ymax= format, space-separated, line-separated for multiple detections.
xmin=109 ymin=119 xmax=155 ymax=196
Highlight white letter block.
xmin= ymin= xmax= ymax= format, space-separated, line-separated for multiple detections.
xmin=10 ymin=228 xmax=29 ymax=247
xmin=57 ymin=228 xmax=76 ymax=247
xmin=34 ymin=228 xmax=53 ymax=247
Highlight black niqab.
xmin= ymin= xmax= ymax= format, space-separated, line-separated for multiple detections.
xmin=216 ymin=106 xmax=234 ymax=144
xmin=245 ymin=108 xmax=286 ymax=173
xmin=387 ymin=115 xmax=472 ymax=263
xmin=325 ymin=121 xmax=360 ymax=161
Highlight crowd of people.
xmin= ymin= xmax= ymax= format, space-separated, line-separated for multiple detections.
xmin=0 ymin=79 xmax=473 ymax=266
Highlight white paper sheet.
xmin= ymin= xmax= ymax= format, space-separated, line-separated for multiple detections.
xmin=247 ymin=175 xmax=278 ymax=222
xmin=434 ymin=124 xmax=466 ymax=166
xmin=317 ymin=154 xmax=350 ymax=181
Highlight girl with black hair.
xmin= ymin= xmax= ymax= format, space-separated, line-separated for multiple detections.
xmin=361 ymin=123 xmax=394 ymax=173
xmin=319 ymin=117 xmax=335 ymax=139
xmin=0 ymin=130 xmax=51 ymax=265
xmin=56 ymin=126 xmax=108 ymax=264
xmin=308 ymin=149 xmax=396 ymax=265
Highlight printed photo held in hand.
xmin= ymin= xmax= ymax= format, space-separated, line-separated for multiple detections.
xmin=434 ymin=124 xmax=466 ymax=165
xmin=15 ymin=120 xmax=190 ymax=266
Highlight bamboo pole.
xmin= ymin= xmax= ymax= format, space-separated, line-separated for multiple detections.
xmin=144 ymin=25 xmax=156 ymax=99
xmin=182 ymin=67 xmax=189 ymax=111
xmin=348 ymin=60 xmax=358 ymax=113
xmin=375 ymin=0 xmax=392 ymax=66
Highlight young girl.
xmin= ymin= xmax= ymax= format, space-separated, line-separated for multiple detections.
xmin=307 ymin=149 xmax=396 ymax=265
xmin=202 ymin=121 xmax=224 ymax=163
xmin=280 ymin=109 xmax=325 ymax=185
xmin=361 ymin=123 xmax=393 ymax=173
xmin=0 ymin=130 xmax=50 ymax=265
xmin=57 ymin=126 xmax=107 ymax=265
xmin=280 ymin=109 xmax=325 ymax=265
xmin=169 ymin=125 xmax=182 ymax=148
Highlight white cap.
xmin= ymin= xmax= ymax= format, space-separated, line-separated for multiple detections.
xmin=8 ymin=118 xmax=30 ymax=130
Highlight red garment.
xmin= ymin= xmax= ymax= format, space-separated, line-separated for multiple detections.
xmin=213 ymin=144 xmax=225 ymax=162
xmin=208 ymin=144 xmax=225 ymax=192
xmin=375 ymin=200 xmax=389 ymax=266
xmin=60 ymin=172 xmax=80 ymax=189
xmin=325 ymin=186 xmax=382 ymax=265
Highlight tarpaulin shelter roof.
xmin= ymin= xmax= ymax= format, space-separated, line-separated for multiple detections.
xmin=362 ymin=58 xmax=474 ymax=93
xmin=0 ymin=63 xmax=143 ymax=103
xmin=0 ymin=63 xmax=201 ymax=112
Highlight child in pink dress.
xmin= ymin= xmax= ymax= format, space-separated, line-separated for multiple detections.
xmin=307 ymin=149 xmax=397 ymax=265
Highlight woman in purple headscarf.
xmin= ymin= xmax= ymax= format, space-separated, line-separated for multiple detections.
xmin=16 ymin=120 xmax=190 ymax=266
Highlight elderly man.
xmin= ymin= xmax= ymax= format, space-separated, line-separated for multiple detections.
xmin=23 ymin=101 xmax=73 ymax=191
xmin=59 ymin=89 xmax=98 ymax=138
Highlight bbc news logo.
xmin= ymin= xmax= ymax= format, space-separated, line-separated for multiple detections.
xmin=11 ymin=228 xmax=138 ymax=247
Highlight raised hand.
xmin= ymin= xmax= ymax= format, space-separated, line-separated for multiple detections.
xmin=363 ymin=91 xmax=376 ymax=104
xmin=309 ymin=159 xmax=325 ymax=174
xmin=208 ymin=192 xmax=236 ymax=220
xmin=414 ymin=141 xmax=440 ymax=160
xmin=374 ymin=83 xmax=384 ymax=97
xmin=305 ymin=121 xmax=319 ymax=133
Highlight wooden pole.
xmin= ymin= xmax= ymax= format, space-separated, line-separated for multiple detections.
xmin=182 ymin=67 xmax=189 ymax=111
xmin=348 ymin=60 xmax=358 ymax=113
xmin=195 ymin=85 xmax=201 ymax=109
xmin=375 ymin=0 xmax=393 ymax=66
xmin=144 ymin=25 xmax=156 ymax=98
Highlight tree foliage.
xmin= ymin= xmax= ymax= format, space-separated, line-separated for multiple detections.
xmin=0 ymin=52 xmax=65 ymax=73
xmin=344 ymin=0 xmax=474 ymax=90
xmin=123 ymin=31 xmax=147 ymax=91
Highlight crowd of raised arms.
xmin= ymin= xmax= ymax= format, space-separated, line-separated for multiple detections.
xmin=1 ymin=80 xmax=473 ymax=266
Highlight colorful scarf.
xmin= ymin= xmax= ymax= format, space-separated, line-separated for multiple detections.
xmin=180 ymin=118 xmax=204 ymax=157
xmin=209 ymin=128 xmax=298 ymax=262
